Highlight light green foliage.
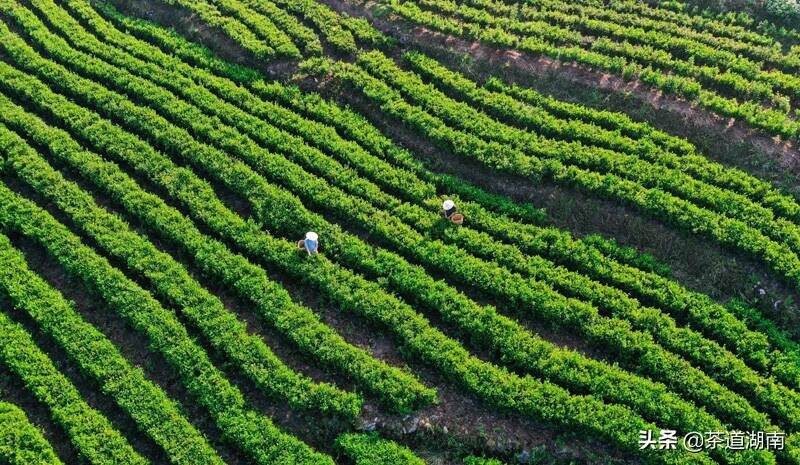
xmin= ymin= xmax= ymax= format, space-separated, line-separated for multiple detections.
xmin=0 ymin=1 xmax=798 ymax=464
xmin=0 ymin=225 xmax=225 ymax=465
xmin=464 ymin=457 xmax=506 ymax=465
xmin=0 ymin=400 xmax=63 ymax=465
xmin=336 ymin=434 xmax=427 ymax=465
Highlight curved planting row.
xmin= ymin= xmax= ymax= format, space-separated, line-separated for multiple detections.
xmin=608 ymin=0 xmax=800 ymax=59
xmin=466 ymin=212 xmax=800 ymax=389
xmin=0 ymin=68 xmax=760 ymax=464
xmin=356 ymin=51 xmax=800 ymax=260
xmin=230 ymin=0 xmax=322 ymax=54
xmin=515 ymin=0 xmax=800 ymax=102
xmin=79 ymin=3 xmax=675 ymax=287
xmin=52 ymin=0 xmax=653 ymax=348
xmin=312 ymin=49 xmax=792 ymax=348
xmin=439 ymin=0 xmax=800 ymax=96
xmin=482 ymin=78 xmax=793 ymax=215
xmin=335 ymin=433 xmax=427 ymax=465
xmin=200 ymin=0 xmax=300 ymax=57
xmin=9 ymin=5 xmax=377 ymax=418
xmin=302 ymin=59 xmax=791 ymax=424
xmin=258 ymin=71 xmax=796 ymax=382
xmin=264 ymin=0 xmax=384 ymax=51
xmin=63 ymin=0 xmax=540 ymax=227
xmin=119 ymin=5 xmax=800 ymax=401
xmin=425 ymin=0 xmax=583 ymax=45
xmin=249 ymin=78 xmax=659 ymax=275
xmin=604 ymin=0 xmax=781 ymax=49
xmin=479 ymin=76 xmax=696 ymax=157
xmin=725 ymin=300 xmax=800 ymax=383
xmin=521 ymin=0 xmax=799 ymax=73
xmin=403 ymin=51 xmax=800 ymax=221
xmin=76 ymin=0 xmax=800 ymax=418
xmin=91 ymin=1 xmax=262 ymax=83
xmin=21 ymin=0 xmax=411 ymax=210
xmin=380 ymin=199 xmax=800 ymax=429
xmin=465 ymin=0 xmax=780 ymax=52
xmin=464 ymin=458 xmax=506 ymax=465
xmin=0 ymin=303 xmax=147 ymax=465
xmin=18 ymin=10 xmax=774 ymax=434
xmin=423 ymin=0 xmax=791 ymax=107
xmin=0 ymin=92 xmax=432 ymax=414
xmin=0 ymin=165 xmax=334 ymax=465
xmin=311 ymin=54 xmax=800 ymax=305
xmin=82 ymin=0 xmax=549 ymax=230
xmin=156 ymin=0 xmax=278 ymax=58
xmin=8 ymin=2 xmax=800 ymax=461
xmin=242 ymin=81 xmax=674 ymax=275
xmin=0 ymin=7 xmax=435 ymax=413
xmin=22 ymin=15 xmax=789 ymax=442
xmin=0 ymin=214 xmax=226 ymax=465
xmin=150 ymin=0 xmax=385 ymax=54
xmin=310 ymin=56 xmax=800 ymax=394
xmin=282 ymin=52 xmax=797 ymax=376
xmin=0 ymin=25 xmax=721 ymax=465
xmin=384 ymin=0 xmax=800 ymax=139
xmin=0 ymin=117 xmax=363 ymax=418
xmin=97 ymin=6 xmax=800 ymax=429
xmin=0 ymin=399 xmax=62 ymax=465
xmin=69 ymin=0 xmax=800 ymax=454
xmin=201 ymin=79 xmax=800 ymax=433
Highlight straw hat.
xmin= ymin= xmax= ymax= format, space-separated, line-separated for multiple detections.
xmin=442 ymin=199 xmax=455 ymax=210
xmin=305 ymin=231 xmax=319 ymax=241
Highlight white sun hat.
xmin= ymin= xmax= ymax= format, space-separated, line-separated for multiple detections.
xmin=305 ymin=231 xmax=319 ymax=241
xmin=442 ymin=199 xmax=455 ymax=210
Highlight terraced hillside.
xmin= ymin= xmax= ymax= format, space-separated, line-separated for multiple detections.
xmin=367 ymin=0 xmax=800 ymax=140
xmin=0 ymin=1 xmax=799 ymax=464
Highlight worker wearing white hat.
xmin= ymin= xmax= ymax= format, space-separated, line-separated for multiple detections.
xmin=442 ymin=199 xmax=457 ymax=219
xmin=303 ymin=231 xmax=319 ymax=255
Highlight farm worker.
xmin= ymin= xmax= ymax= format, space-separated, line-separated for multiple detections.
xmin=442 ymin=199 xmax=457 ymax=219
xmin=303 ymin=231 xmax=319 ymax=255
